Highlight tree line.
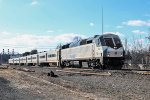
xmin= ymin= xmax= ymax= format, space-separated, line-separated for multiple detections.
xmin=22 ymin=49 xmax=38 ymax=56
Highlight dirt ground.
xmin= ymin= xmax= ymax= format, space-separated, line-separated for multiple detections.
xmin=0 ymin=65 xmax=150 ymax=100
xmin=0 ymin=68 xmax=94 ymax=100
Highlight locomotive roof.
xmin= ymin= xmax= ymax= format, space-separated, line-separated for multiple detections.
xmin=101 ymin=33 xmax=119 ymax=37
xmin=60 ymin=33 xmax=120 ymax=49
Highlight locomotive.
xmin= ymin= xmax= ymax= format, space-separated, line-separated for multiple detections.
xmin=9 ymin=33 xmax=125 ymax=69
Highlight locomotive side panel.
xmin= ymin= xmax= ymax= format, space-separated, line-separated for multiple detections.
xmin=61 ymin=43 xmax=95 ymax=61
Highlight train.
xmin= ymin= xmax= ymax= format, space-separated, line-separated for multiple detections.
xmin=8 ymin=33 xmax=125 ymax=69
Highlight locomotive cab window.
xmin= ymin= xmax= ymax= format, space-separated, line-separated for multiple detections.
xmin=99 ymin=36 xmax=105 ymax=46
xmin=114 ymin=38 xmax=122 ymax=48
xmin=104 ymin=38 xmax=114 ymax=48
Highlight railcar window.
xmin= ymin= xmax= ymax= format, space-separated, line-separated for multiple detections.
xmin=114 ymin=38 xmax=122 ymax=48
xmin=48 ymin=54 xmax=56 ymax=58
xmin=28 ymin=58 xmax=31 ymax=60
xmin=52 ymin=54 xmax=56 ymax=57
xmin=40 ymin=55 xmax=45 ymax=58
xmin=32 ymin=57 xmax=36 ymax=59
xmin=104 ymin=38 xmax=114 ymax=48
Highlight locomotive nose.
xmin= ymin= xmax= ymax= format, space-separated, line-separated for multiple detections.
xmin=106 ymin=47 xmax=124 ymax=57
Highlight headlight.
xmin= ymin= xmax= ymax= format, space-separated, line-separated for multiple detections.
xmin=121 ymin=52 xmax=123 ymax=57
xmin=107 ymin=51 xmax=110 ymax=57
xmin=107 ymin=54 xmax=110 ymax=57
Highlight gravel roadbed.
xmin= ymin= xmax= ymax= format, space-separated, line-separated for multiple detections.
xmin=0 ymin=69 xmax=95 ymax=100
xmin=7 ymin=66 xmax=150 ymax=100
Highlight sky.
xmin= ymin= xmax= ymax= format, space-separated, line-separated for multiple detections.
xmin=0 ymin=0 xmax=150 ymax=54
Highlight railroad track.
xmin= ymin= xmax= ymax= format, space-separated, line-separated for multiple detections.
xmin=56 ymin=69 xmax=111 ymax=76
xmin=6 ymin=65 xmax=150 ymax=75
xmin=110 ymin=69 xmax=150 ymax=75
xmin=61 ymin=67 xmax=150 ymax=75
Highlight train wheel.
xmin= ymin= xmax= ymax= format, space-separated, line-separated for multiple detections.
xmin=88 ymin=60 xmax=99 ymax=69
xmin=66 ymin=62 xmax=70 ymax=67
xmin=60 ymin=61 xmax=65 ymax=68
xmin=79 ymin=61 xmax=82 ymax=68
xmin=95 ymin=60 xmax=103 ymax=69
xmin=88 ymin=60 xmax=92 ymax=68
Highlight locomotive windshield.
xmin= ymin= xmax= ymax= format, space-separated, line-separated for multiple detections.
xmin=114 ymin=38 xmax=122 ymax=48
xmin=103 ymin=38 xmax=114 ymax=48
xmin=100 ymin=36 xmax=122 ymax=48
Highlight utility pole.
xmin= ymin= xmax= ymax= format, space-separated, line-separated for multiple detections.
xmin=148 ymin=28 xmax=150 ymax=51
xmin=148 ymin=28 xmax=150 ymax=64
xmin=101 ymin=7 xmax=104 ymax=35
